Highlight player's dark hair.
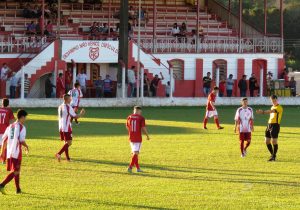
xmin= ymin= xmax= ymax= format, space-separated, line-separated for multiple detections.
xmin=59 ymin=73 xmax=63 ymax=77
xmin=271 ymin=95 xmax=278 ymax=100
xmin=242 ymin=97 xmax=248 ymax=101
xmin=134 ymin=106 xmax=142 ymax=110
xmin=17 ymin=109 xmax=28 ymax=119
xmin=63 ymin=94 xmax=71 ymax=100
xmin=2 ymin=98 xmax=9 ymax=107
xmin=213 ymin=86 xmax=219 ymax=90
xmin=74 ymin=82 xmax=80 ymax=88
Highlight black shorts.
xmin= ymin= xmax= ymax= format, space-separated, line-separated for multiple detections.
xmin=265 ymin=123 xmax=280 ymax=139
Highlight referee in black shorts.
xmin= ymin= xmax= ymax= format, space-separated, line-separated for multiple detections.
xmin=257 ymin=95 xmax=283 ymax=161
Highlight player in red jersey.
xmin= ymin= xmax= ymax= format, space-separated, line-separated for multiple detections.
xmin=55 ymin=94 xmax=85 ymax=162
xmin=234 ymin=98 xmax=254 ymax=158
xmin=0 ymin=109 xmax=29 ymax=194
xmin=126 ymin=106 xmax=150 ymax=173
xmin=203 ymin=86 xmax=224 ymax=130
xmin=0 ymin=98 xmax=15 ymax=164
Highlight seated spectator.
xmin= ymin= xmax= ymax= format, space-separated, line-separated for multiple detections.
xmin=100 ymin=23 xmax=109 ymax=34
xmin=171 ymin=23 xmax=180 ymax=37
xmin=90 ymin=22 xmax=98 ymax=36
xmin=289 ymin=77 xmax=297 ymax=97
xmin=26 ymin=21 xmax=37 ymax=35
xmin=44 ymin=21 xmax=55 ymax=37
xmin=179 ymin=22 xmax=187 ymax=43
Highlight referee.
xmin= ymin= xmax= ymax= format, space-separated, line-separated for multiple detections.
xmin=257 ymin=95 xmax=283 ymax=161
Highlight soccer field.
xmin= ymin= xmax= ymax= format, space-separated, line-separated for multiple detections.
xmin=0 ymin=106 xmax=300 ymax=209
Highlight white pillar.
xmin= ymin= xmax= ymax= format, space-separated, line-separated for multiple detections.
xmin=73 ymin=65 xmax=77 ymax=85
xmin=141 ymin=67 xmax=144 ymax=98
xmin=122 ymin=66 xmax=126 ymax=98
xmin=20 ymin=66 xmax=25 ymax=99
xmin=260 ymin=68 xmax=264 ymax=97
xmin=170 ymin=68 xmax=174 ymax=98
xmin=216 ymin=67 xmax=220 ymax=88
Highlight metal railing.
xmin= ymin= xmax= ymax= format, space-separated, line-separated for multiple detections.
xmin=0 ymin=36 xmax=48 ymax=53
xmin=136 ymin=36 xmax=283 ymax=54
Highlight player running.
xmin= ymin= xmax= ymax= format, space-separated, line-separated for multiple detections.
xmin=0 ymin=109 xmax=29 ymax=194
xmin=55 ymin=94 xmax=85 ymax=162
xmin=0 ymin=98 xmax=15 ymax=164
xmin=234 ymin=98 xmax=254 ymax=158
xmin=257 ymin=95 xmax=283 ymax=161
xmin=203 ymin=86 xmax=224 ymax=130
xmin=68 ymin=82 xmax=83 ymax=125
xmin=126 ymin=106 xmax=150 ymax=173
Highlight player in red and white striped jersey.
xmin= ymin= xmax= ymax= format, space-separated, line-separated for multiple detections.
xmin=55 ymin=94 xmax=85 ymax=162
xmin=0 ymin=109 xmax=28 ymax=194
xmin=68 ymin=82 xmax=83 ymax=125
xmin=234 ymin=98 xmax=254 ymax=158
xmin=126 ymin=106 xmax=150 ymax=173
xmin=0 ymin=98 xmax=15 ymax=164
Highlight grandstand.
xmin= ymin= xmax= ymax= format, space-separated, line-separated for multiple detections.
xmin=0 ymin=0 xmax=285 ymax=98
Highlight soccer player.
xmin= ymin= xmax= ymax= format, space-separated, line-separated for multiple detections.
xmin=126 ymin=106 xmax=150 ymax=173
xmin=234 ymin=98 xmax=254 ymax=158
xmin=257 ymin=95 xmax=283 ymax=161
xmin=0 ymin=109 xmax=29 ymax=194
xmin=55 ymin=94 xmax=85 ymax=162
xmin=68 ymin=82 xmax=83 ymax=125
xmin=203 ymin=86 xmax=224 ymax=130
xmin=0 ymin=98 xmax=15 ymax=164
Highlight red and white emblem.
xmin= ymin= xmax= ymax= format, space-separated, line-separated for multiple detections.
xmin=89 ymin=47 xmax=99 ymax=61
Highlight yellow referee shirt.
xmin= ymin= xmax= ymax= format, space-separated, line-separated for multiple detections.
xmin=268 ymin=104 xmax=283 ymax=124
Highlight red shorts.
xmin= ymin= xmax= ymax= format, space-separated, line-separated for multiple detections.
xmin=7 ymin=158 xmax=21 ymax=172
xmin=72 ymin=106 xmax=79 ymax=112
xmin=239 ymin=132 xmax=251 ymax=141
xmin=60 ymin=131 xmax=73 ymax=141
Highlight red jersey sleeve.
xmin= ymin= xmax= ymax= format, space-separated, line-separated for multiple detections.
xmin=9 ymin=109 xmax=15 ymax=121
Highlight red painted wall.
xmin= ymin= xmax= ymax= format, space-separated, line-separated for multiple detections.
xmin=195 ymin=59 xmax=203 ymax=97
xmin=174 ymin=80 xmax=195 ymax=97
xmin=237 ymin=59 xmax=245 ymax=97
xmin=277 ymin=58 xmax=285 ymax=78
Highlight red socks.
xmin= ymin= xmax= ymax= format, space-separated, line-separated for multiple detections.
xmin=135 ymin=156 xmax=140 ymax=169
xmin=14 ymin=174 xmax=20 ymax=191
xmin=65 ymin=144 xmax=70 ymax=160
xmin=58 ymin=144 xmax=68 ymax=155
xmin=244 ymin=141 xmax=251 ymax=151
xmin=1 ymin=172 xmax=15 ymax=186
xmin=129 ymin=154 xmax=139 ymax=169
xmin=240 ymin=140 xmax=245 ymax=154
xmin=214 ymin=118 xmax=220 ymax=128
xmin=203 ymin=118 xmax=208 ymax=128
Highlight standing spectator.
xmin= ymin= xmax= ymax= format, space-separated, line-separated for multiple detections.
xmin=56 ymin=73 xmax=65 ymax=98
xmin=165 ymin=81 xmax=171 ymax=97
xmin=45 ymin=73 xmax=55 ymax=98
xmin=26 ymin=21 xmax=36 ymax=35
xmin=283 ymin=69 xmax=289 ymax=88
xmin=103 ymin=75 xmax=112 ymax=98
xmin=9 ymin=72 xmax=18 ymax=99
xmin=24 ymin=74 xmax=30 ymax=98
xmin=171 ymin=23 xmax=180 ymax=37
xmin=289 ymin=77 xmax=297 ymax=97
xmin=1 ymin=63 xmax=10 ymax=81
xmin=150 ymin=72 xmax=164 ymax=97
xmin=249 ymin=73 xmax=259 ymax=97
xmin=266 ymin=72 xmax=274 ymax=96
xmin=44 ymin=20 xmax=54 ymax=37
xmin=226 ymin=74 xmax=234 ymax=97
xmin=238 ymin=75 xmax=248 ymax=97
xmin=143 ymin=73 xmax=150 ymax=97
xmin=180 ymin=22 xmax=187 ymax=42
xmin=76 ymin=69 xmax=87 ymax=96
xmin=94 ymin=76 xmax=104 ymax=98
xmin=65 ymin=68 xmax=73 ymax=92
xmin=128 ymin=66 xmax=136 ymax=97
xmin=219 ymin=77 xmax=226 ymax=97
xmin=202 ymin=72 xmax=212 ymax=97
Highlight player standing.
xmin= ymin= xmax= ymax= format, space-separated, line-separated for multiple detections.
xmin=203 ymin=86 xmax=224 ymax=130
xmin=234 ymin=98 xmax=254 ymax=157
xmin=55 ymin=94 xmax=85 ymax=162
xmin=257 ymin=95 xmax=283 ymax=161
xmin=68 ymin=82 xmax=83 ymax=125
xmin=126 ymin=106 xmax=150 ymax=173
xmin=0 ymin=98 xmax=15 ymax=164
xmin=0 ymin=109 xmax=29 ymax=194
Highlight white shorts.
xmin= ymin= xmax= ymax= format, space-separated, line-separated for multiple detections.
xmin=130 ymin=142 xmax=142 ymax=153
xmin=206 ymin=110 xmax=218 ymax=118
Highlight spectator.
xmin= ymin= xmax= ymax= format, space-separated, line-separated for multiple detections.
xmin=45 ymin=73 xmax=55 ymax=98
xmin=129 ymin=6 xmax=136 ymax=25
xmin=0 ymin=63 xmax=10 ymax=81
xmin=171 ymin=23 xmax=180 ymax=37
xmin=238 ymin=75 xmax=247 ymax=97
xmin=289 ymin=77 xmax=297 ymax=97
xmin=283 ymin=69 xmax=289 ymax=88
xmin=249 ymin=73 xmax=259 ymax=97
xmin=226 ymin=74 xmax=234 ymax=97
xmin=138 ymin=6 xmax=148 ymax=25
xmin=44 ymin=5 xmax=52 ymax=19
xmin=191 ymin=29 xmax=196 ymax=45
xmin=9 ymin=72 xmax=18 ymax=99
xmin=26 ymin=21 xmax=36 ymax=35
xmin=24 ymin=74 xmax=30 ymax=98
xmin=103 ymin=75 xmax=112 ymax=97
xmin=143 ymin=73 xmax=150 ymax=97
xmin=23 ymin=4 xmax=33 ymax=18
xmin=202 ymin=72 xmax=212 ymax=97
xmin=180 ymin=22 xmax=187 ymax=42
xmin=90 ymin=22 xmax=98 ymax=36
xmin=266 ymin=71 xmax=274 ymax=96
xmin=128 ymin=66 xmax=136 ymax=97
xmin=65 ymin=67 xmax=73 ymax=92
xmin=219 ymin=77 xmax=226 ymax=97
xmin=115 ymin=23 xmax=120 ymax=33
xmin=76 ymin=69 xmax=87 ymax=95
xmin=94 ymin=76 xmax=104 ymax=98
xmin=100 ymin=23 xmax=109 ymax=34
xmin=150 ymin=72 xmax=164 ymax=97
xmin=44 ymin=20 xmax=55 ymax=37
xmin=56 ymin=73 xmax=65 ymax=98
xmin=165 ymin=81 xmax=171 ymax=97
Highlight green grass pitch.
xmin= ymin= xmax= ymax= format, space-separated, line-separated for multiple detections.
xmin=0 ymin=106 xmax=300 ymax=209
